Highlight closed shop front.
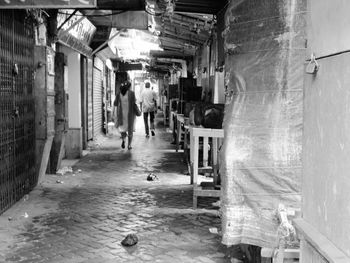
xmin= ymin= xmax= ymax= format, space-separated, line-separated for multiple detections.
xmin=87 ymin=58 xmax=93 ymax=140
xmin=0 ymin=11 xmax=35 ymax=213
xmin=93 ymin=57 xmax=104 ymax=137
xmin=56 ymin=10 xmax=96 ymax=157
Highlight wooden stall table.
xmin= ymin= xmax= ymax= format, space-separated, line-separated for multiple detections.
xmin=189 ymin=127 xmax=224 ymax=208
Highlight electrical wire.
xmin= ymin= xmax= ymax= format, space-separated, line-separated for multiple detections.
xmin=306 ymin=49 xmax=350 ymax=62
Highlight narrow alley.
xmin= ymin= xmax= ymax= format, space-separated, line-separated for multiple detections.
xmin=2 ymin=0 xmax=350 ymax=261
xmin=0 ymin=116 xmax=227 ymax=263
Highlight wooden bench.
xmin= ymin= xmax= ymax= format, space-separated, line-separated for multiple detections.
xmin=189 ymin=127 xmax=224 ymax=208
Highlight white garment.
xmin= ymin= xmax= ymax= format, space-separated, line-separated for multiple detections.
xmin=118 ymin=92 xmax=129 ymax=133
xmin=140 ymin=88 xmax=157 ymax=112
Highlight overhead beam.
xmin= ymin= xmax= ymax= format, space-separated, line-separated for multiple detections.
xmin=174 ymin=0 xmax=228 ymax=14
xmin=96 ymin=0 xmax=145 ymax=10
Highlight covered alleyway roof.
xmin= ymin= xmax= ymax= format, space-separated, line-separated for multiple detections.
xmin=66 ymin=0 xmax=229 ymax=73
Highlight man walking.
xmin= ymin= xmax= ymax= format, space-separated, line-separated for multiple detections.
xmin=140 ymin=82 xmax=157 ymax=137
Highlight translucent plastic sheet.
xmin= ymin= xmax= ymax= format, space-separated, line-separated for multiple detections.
xmin=221 ymin=90 xmax=302 ymax=248
xmin=221 ymin=0 xmax=306 ymax=248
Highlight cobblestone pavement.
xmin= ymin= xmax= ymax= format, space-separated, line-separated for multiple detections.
xmin=0 ymin=118 xmax=229 ymax=263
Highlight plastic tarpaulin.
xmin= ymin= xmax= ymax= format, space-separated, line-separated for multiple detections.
xmin=221 ymin=0 xmax=306 ymax=248
xmin=221 ymin=89 xmax=302 ymax=248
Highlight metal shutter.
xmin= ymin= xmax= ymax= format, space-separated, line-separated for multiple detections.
xmin=93 ymin=66 xmax=103 ymax=137
xmin=0 ymin=11 xmax=35 ymax=214
xmin=87 ymin=59 xmax=93 ymax=140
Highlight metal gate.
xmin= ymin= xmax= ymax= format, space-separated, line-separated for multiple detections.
xmin=0 ymin=11 xmax=35 ymax=214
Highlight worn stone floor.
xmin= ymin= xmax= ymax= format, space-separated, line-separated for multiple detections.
xmin=0 ymin=116 xmax=228 ymax=263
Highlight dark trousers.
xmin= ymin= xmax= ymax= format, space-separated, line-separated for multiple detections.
xmin=143 ymin=111 xmax=155 ymax=135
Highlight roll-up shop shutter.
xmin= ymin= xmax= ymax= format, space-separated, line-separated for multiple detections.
xmin=93 ymin=58 xmax=103 ymax=137
xmin=87 ymin=58 xmax=93 ymax=140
